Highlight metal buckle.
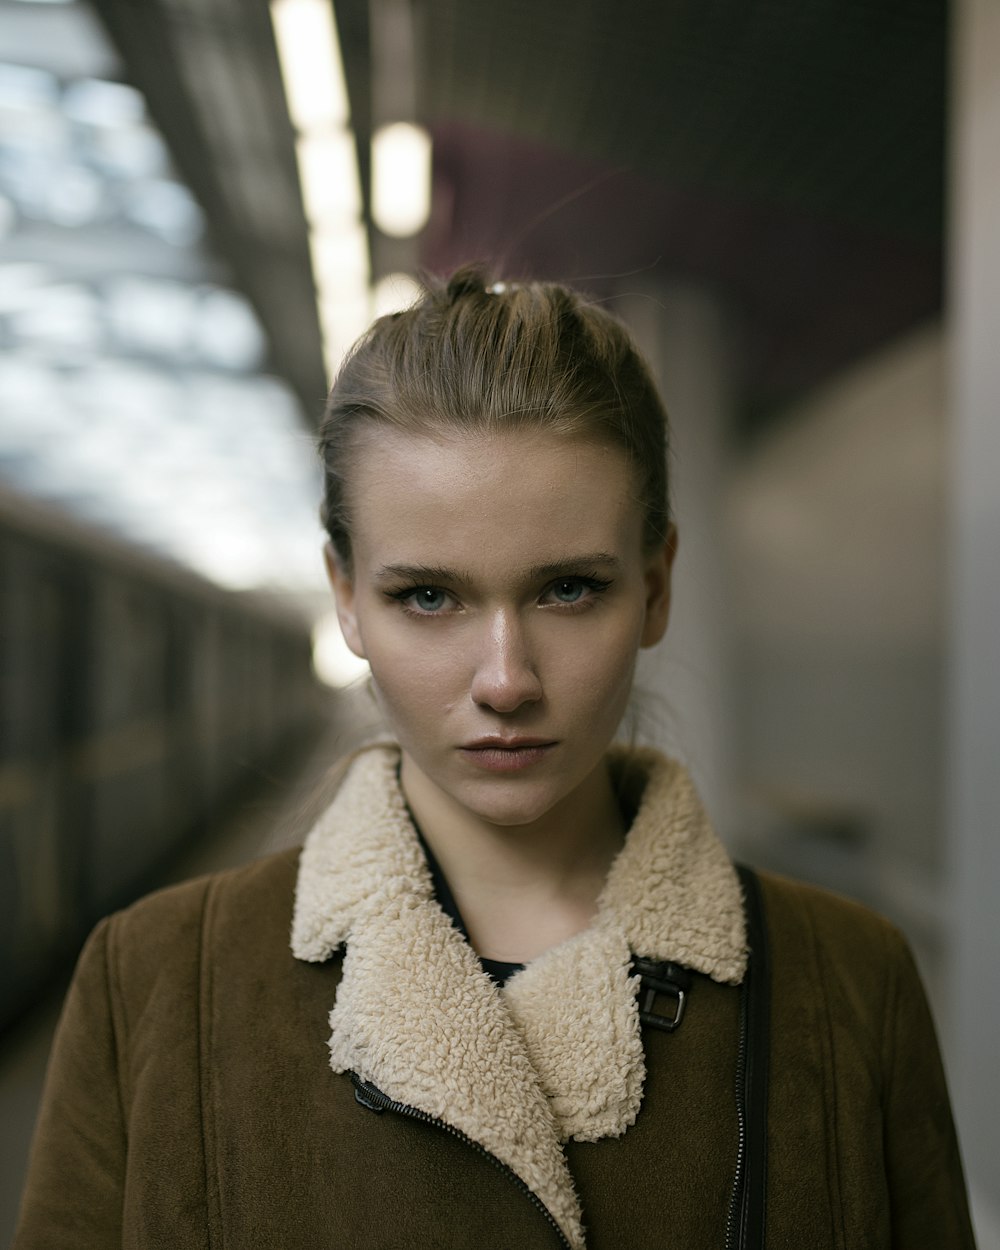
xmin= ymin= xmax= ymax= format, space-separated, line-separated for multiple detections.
xmin=632 ymin=957 xmax=692 ymax=1032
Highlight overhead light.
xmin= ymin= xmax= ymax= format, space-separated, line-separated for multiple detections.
xmin=269 ymin=0 xmax=350 ymax=130
xmin=371 ymin=121 xmax=431 ymax=237
xmin=269 ymin=0 xmax=371 ymax=389
xmin=295 ymin=130 xmax=362 ymax=226
xmin=309 ymin=222 xmax=369 ymax=289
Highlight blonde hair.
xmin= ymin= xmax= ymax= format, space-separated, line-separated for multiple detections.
xmin=318 ymin=264 xmax=670 ymax=573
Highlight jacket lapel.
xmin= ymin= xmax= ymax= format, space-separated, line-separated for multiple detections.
xmin=292 ymin=745 xmax=585 ymax=1248
xmin=502 ymin=749 xmax=746 ymax=1145
xmin=291 ymin=744 xmax=746 ymax=1249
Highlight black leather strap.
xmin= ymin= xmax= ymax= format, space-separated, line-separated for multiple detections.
xmin=736 ymin=864 xmax=771 ymax=1250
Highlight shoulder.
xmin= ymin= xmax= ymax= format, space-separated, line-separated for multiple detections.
xmin=754 ymin=867 xmax=904 ymax=953
xmin=752 ymin=867 xmax=926 ymax=1039
xmin=98 ymin=847 xmax=302 ymax=991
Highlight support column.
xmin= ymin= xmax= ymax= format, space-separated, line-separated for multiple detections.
xmin=948 ymin=0 xmax=1000 ymax=1243
xmin=616 ymin=284 xmax=737 ymax=839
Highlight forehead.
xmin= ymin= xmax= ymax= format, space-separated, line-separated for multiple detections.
xmin=346 ymin=427 xmax=642 ymax=569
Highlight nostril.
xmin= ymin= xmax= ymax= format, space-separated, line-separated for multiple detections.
xmin=469 ymin=618 xmax=543 ymax=711
xmin=470 ymin=666 xmax=543 ymax=713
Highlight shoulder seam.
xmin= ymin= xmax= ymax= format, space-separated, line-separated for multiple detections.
xmin=878 ymin=922 xmax=905 ymax=1109
xmin=797 ymin=889 xmax=849 ymax=1249
xmin=103 ymin=915 xmax=131 ymax=1131
xmin=197 ymin=874 xmax=223 ymax=1250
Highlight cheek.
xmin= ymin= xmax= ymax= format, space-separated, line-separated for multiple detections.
xmin=543 ymin=609 xmax=645 ymax=710
xmin=582 ymin=645 xmax=640 ymax=718
xmin=361 ymin=622 xmax=464 ymax=718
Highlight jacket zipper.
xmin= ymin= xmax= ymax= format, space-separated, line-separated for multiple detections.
xmin=724 ymin=976 xmax=750 ymax=1250
xmin=351 ymin=1072 xmax=573 ymax=1249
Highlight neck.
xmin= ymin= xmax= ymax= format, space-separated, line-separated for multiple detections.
xmin=400 ymin=753 xmax=626 ymax=963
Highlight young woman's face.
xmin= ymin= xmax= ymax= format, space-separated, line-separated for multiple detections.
xmin=328 ymin=427 xmax=674 ymax=828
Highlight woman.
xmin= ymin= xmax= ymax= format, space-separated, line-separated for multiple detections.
xmin=16 ymin=268 xmax=974 ymax=1248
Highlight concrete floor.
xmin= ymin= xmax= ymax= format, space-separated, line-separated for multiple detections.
xmin=0 ymin=692 xmax=381 ymax=1244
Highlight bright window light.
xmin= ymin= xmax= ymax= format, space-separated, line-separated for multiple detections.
xmin=9 ymin=282 xmax=101 ymax=350
xmin=270 ymin=0 xmax=349 ymax=131
xmin=295 ymin=129 xmax=361 ymax=226
xmin=0 ymin=62 xmax=59 ymax=108
xmin=61 ymin=78 xmax=144 ymax=127
xmin=105 ymin=277 xmax=194 ymax=357
xmin=0 ymin=263 xmax=51 ymax=312
xmin=124 ymin=179 xmax=203 ymax=244
xmin=0 ymin=12 xmax=328 ymax=596
xmin=371 ymin=121 xmax=431 ymax=237
xmin=196 ymin=289 xmax=267 ymax=370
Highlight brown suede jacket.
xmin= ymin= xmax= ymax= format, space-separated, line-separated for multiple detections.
xmin=15 ymin=747 xmax=975 ymax=1249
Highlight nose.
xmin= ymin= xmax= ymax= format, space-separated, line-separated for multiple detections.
xmin=470 ymin=610 xmax=543 ymax=713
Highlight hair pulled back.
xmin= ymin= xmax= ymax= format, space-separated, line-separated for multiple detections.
xmin=319 ymin=265 xmax=670 ymax=571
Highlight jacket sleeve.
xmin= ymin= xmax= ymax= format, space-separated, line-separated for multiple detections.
xmin=13 ymin=917 xmax=127 ymax=1249
xmin=881 ymin=927 xmax=977 ymax=1249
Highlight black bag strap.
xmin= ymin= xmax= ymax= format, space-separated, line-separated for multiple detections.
xmin=734 ymin=864 xmax=771 ymax=1250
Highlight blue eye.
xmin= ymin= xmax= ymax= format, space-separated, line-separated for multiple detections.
xmin=410 ymin=587 xmax=447 ymax=612
xmin=551 ymin=579 xmax=586 ymax=603
xmin=541 ymin=574 xmax=613 ymax=608
xmin=385 ymin=585 xmax=454 ymax=614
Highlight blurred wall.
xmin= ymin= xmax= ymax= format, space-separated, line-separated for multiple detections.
xmin=621 ymin=284 xmax=737 ymax=838
xmin=730 ymin=323 xmax=947 ymax=976
xmin=626 ymin=277 xmax=996 ymax=1241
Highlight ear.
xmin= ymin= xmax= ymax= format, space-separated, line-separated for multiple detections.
xmin=640 ymin=524 xmax=678 ymax=648
xmin=323 ymin=542 xmax=366 ymax=659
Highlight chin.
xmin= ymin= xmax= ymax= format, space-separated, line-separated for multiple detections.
xmin=452 ymin=777 xmax=572 ymax=829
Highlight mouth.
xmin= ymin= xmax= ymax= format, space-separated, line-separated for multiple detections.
xmin=458 ymin=738 xmax=557 ymax=772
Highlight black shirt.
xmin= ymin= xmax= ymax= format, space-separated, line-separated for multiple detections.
xmin=414 ymin=827 xmax=525 ymax=987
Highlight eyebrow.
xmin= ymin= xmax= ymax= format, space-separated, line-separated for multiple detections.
xmin=373 ymin=553 xmax=622 ymax=584
xmin=527 ymin=553 xmax=622 ymax=579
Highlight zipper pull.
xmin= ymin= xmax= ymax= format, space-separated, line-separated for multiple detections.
xmin=352 ymin=1074 xmax=387 ymax=1114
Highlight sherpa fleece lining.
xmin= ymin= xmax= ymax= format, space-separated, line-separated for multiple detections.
xmin=291 ymin=745 xmax=746 ymax=1250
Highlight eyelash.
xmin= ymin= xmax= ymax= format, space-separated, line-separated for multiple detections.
xmin=541 ymin=575 xmax=614 ymax=609
xmin=386 ymin=585 xmax=458 ymax=617
xmin=385 ymin=575 xmax=614 ymax=618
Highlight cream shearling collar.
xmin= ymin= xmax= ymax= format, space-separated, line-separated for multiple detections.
xmin=292 ymin=744 xmax=746 ymax=1250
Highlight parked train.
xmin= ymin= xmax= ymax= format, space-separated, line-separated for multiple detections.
xmin=0 ymin=486 xmax=325 ymax=1034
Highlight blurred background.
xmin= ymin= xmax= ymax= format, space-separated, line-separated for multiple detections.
xmin=1 ymin=0 xmax=997 ymax=1243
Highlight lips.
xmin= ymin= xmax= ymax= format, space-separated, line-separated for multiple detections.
xmin=462 ymin=736 xmax=555 ymax=750
xmin=458 ymin=738 xmax=557 ymax=772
